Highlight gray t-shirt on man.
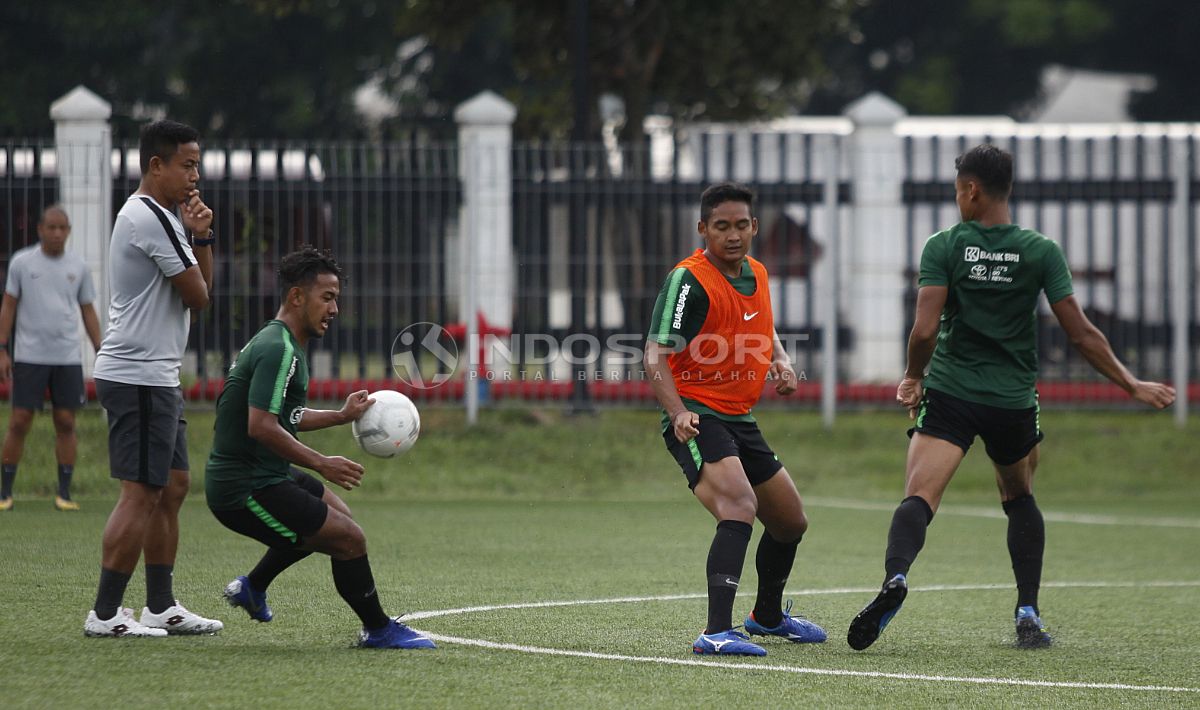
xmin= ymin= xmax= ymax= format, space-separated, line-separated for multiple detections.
xmin=93 ymin=195 xmax=197 ymax=387
xmin=4 ymin=245 xmax=96 ymax=365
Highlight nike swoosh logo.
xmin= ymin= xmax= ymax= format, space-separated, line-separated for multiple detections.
xmin=724 ymin=578 xmax=739 ymax=587
xmin=742 ymin=312 xmax=758 ymax=321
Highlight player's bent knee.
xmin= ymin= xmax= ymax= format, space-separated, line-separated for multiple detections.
xmin=720 ymin=495 xmax=758 ymax=523
xmin=310 ymin=509 xmax=367 ymax=559
xmin=322 ymin=489 xmax=352 ymax=517
xmin=7 ymin=415 xmax=33 ymax=436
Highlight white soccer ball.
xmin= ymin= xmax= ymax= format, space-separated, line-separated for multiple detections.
xmin=351 ymin=390 xmax=420 ymax=458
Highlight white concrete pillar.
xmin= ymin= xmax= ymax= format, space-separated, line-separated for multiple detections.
xmin=50 ymin=86 xmax=112 ymax=376
xmin=844 ymin=92 xmax=908 ymax=381
xmin=455 ymin=91 xmax=516 ymax=329
xmin=455 ymin=91 xmax=516 ymax=422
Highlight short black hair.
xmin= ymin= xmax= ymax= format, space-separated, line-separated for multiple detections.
xmin=700 ymin=182 xmax=755 ymax=223
xmin=955 ymin=144 xmax=1013 ymax=198
xmin=39 ymin=203 xmax=68 ymax=224
xmin=278 ymin=246 xmax=342 ymax=298
xmin=139 ymin=119 xmax=200 ymax=173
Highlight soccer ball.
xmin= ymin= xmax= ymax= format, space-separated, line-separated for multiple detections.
xmin=351 ymin=390 xmax=420 ymax=458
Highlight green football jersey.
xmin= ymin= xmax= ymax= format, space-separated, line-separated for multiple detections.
xmin=918 ymin=221 xmax=1074 ymax=409
xmin=206 ymin=320 xmax=311 ymax=510
xmin=646 ymin=258 xmax=759 ymax=429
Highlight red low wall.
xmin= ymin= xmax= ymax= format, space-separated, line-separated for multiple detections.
xmin=2 ymin=380 xmax=1193 ymax=405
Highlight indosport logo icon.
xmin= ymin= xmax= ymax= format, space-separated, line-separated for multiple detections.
xmin=390 ymin=322 xmax=459 ymax=389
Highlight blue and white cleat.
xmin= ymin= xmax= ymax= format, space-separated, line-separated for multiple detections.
xmin=847 ymin=573 xmax=908 ymax=650
xmin=360 ymin=618 xmax=437 ymax=649
xmin=224 ymin=576 xmax=273 ymax=622
xmin=1015 ymin=606 xmax=1052 ymax=649
xmin=692 ymin=628 xmax=767 ymax=656
xmin=745 ymin=599 xmax=827 ymax=643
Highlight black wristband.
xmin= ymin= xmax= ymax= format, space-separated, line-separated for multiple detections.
xmin=193 ymin=229 xmax=215 ymax=247
xmin=0 ymin=342 xmax=8 ymax=352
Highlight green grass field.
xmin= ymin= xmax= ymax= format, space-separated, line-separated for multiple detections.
xmin=0 ymin=407 xmax=1197 ymax=708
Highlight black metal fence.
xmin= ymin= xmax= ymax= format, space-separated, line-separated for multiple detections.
xmin=4 ymin=128 xmax=1195 ymax=406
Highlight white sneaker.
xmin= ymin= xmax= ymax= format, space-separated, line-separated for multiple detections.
xmin=84 ymin=607 xmax=168 ymax=637
xmin=140 ymin=603 xmax=225 ymax=635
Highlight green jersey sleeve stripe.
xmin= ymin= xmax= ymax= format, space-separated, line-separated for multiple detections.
xmin=269 ymin=330 xmax=295 ymax=415
xmin=654 ymin=268 xmax=686 ymax=338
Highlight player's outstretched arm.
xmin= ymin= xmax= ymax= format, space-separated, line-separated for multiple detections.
xmin=897 ymin=286 xmax=947 ymax=417
xmin=644 ymin=338 xmax=699 ymax=443
xmin=0 ymin=292 xmax=16 ymax=382
xmin=1049 ymin=295 xmax=1176 ymax=409
xmin=247 ymin=406 xmax=364 ymax=489
xmin=769 ymin=328 xmax=798 ymax=395
xmin=296 ymin=390 xmax=374 ymax=432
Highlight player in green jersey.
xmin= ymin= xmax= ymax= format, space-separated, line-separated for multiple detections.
xmin=847 ymin=145 xmax=1175 ymax=651
xmin=206 ymin=246 xmax=435 ymax=649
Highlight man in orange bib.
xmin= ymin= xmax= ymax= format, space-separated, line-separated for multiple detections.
xmin=645 ymin=182 xmax=826 ymax=656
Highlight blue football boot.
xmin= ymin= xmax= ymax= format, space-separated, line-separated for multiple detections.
xmin=745 ymin=599 xmax=827 ymax=643
xmin=692 ymin=628 xmax=767 ymax=656
xmin=223 ymin=576 xmax=273 ymax=622
xmin=360 ymin=618 xmax=437 ymax=649
xmin=1015 ymin=606 xmax=1052 ymax=649
xmin=847 ymin=573 xmax=908 ymax=650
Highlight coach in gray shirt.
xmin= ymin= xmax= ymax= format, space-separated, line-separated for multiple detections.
xmin=0 ymin=205 xmax=102 ymax=511
xmin=85 ymin=120 xmax=223 ymax=638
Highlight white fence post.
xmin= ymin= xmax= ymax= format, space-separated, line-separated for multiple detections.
xmin=844 ymin=93 xmax=908 ymax=382
xmin=50 ymin=86 xmax=111 ymax=378
xmin=821 ymin=135 xmax=842 ymax=430
xmin=1171 ymin=137 xmax=1190 ymax=428
xmin=455 ymin=91 xmax=516 ymax=424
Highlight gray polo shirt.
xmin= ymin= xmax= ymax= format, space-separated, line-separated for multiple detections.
xmin=4 ymin=245 xmax=96 ymax=365
xmin=93 ymin=195 xmax=197 ymax=387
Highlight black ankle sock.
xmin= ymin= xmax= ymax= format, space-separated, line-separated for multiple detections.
xmin=705 ymin=520 xmax=753 ymax=634
xmin=94 ymin=567 xmax=132 ymax=620
xmin=57 ymin=464 xmax=73 ymax=500
xmin=332 ymin=555 xmax=390 ymax=631
xmin=248 ymin=548 xmax=313 ymax=592
xmin=884 ymin=495 xmax=934 ymax=583
xmin=145 ymin=564 xmax=175 ymax=614
xmin=1 ymin=463 xmax=15 ymax=499
xmin=1003 ymin=494 xmax=1044 ymax=615
xmin=752 ymin=530 xmax=800 ymax=628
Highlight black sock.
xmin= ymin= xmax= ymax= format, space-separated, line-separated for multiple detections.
xmin=94 ymin=567 xmax=132 ymax=620
xmin=145 ymin=564 xmax=175 ymax=614
xmin=248 ymin=548 xmax=313 ymax=592
xmin=705 ymin=520 xmax=753 ymax=634
xmin=1 ymin=463 xmax=15 ymax=499
xmin=332 ymin=555 xmax=390 ymax=631
xmin=57 ymin=464 xmax=73 ymax=500
xmin=1003 ymin=494 xmax=1045 ymax=615
xmin=752 ymin=530 xmax=800 ymax=628
xmin=884 ymin=495 xmax=934 ymax=583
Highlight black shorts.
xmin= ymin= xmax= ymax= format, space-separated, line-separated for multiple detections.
xmin=95 ymin=378 xmax=188 ymax=486
xmin=908 ymin=387 xmax=1044 ymax=466
xmin=210 ymin=469 xmax=329 ymax=550
xmin=664 ymin=416 xmax=784 ymax=490
xmin=11 ymin=362 xmax=86 ymax=411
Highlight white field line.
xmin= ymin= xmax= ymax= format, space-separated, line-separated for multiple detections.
xmin=807 ymin=497 xmax=1200 ymax=529
xmin=420 ymin=632 xmax=1200 ymax=694
xmin=406 ymin=580 xmax=1200 ymax=694
xmin=404 ymin=580 xmax=1200 ymax=622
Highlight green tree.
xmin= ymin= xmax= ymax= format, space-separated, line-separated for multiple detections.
xmin=0 ymin=0 xmax=406 ymax=138
xmin=393 ymin=0 xmax=858 ymax=140
xmin=805 ymin=0 xmax=1200 ymax=121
